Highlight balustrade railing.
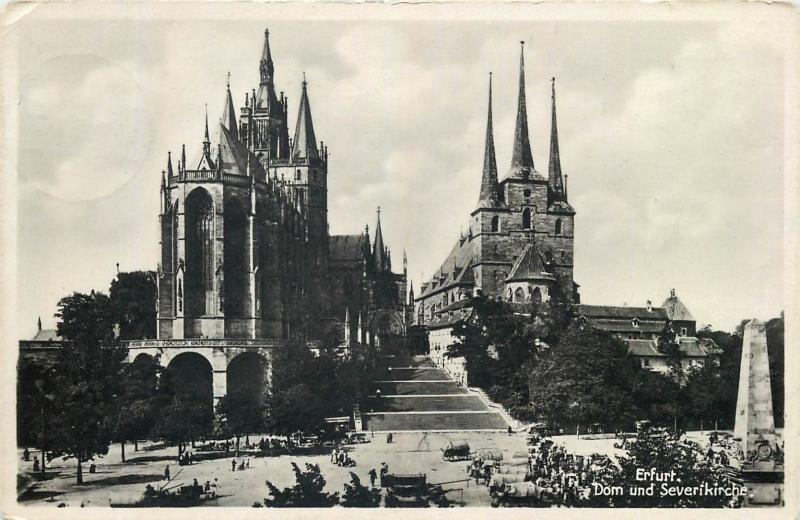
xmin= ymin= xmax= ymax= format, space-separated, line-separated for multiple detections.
xmin=124 ymin=338 xmax=320 ymax=349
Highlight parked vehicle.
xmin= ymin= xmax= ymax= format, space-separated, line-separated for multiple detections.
xmin=441 ymin=440 xmax=471 ymax=461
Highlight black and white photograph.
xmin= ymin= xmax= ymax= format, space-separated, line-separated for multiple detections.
xmin=1 ymin=1 xmax=797 ymax=514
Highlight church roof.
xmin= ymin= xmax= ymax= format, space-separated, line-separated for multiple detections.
xmin=418 ymin=236 xmax=477 ymax=299
xmin=575 ymin=304 xmax=669 ymax=321
xmin=291 ymin=79 xmax=319 ymax=162
xmin=625 ymin=337 xmax=719 ymax=358
xmin=505 ymin=244 xmax=555 ymax=283
xmin=661 ymin=290 xmax=694 ymax=321
xmin=221 ymin=77 xmax=238 ymax=140
xmin=216 ymin=123 xmax=267 ymax=179
xmin=330 ymin=234 xmax=366 ymax=262
xmin=31 ymin=329 xmax=61 ymax=341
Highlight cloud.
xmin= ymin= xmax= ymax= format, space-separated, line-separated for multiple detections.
xmin=14 ymin=18 xmax=786 ymax=335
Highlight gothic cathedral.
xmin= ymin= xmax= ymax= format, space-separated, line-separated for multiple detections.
xmin=156 ymin=30 xmax=410 ymax=347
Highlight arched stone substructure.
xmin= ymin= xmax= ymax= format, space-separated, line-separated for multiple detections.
xmin=226 ymin=352 xmax=268 ymax=404
xmin=125 ymin=340 xmax=282 ymax=408
xmin=163 ymin=352 xmax=215 ymax=433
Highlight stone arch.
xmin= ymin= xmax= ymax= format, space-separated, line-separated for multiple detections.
xmin=226 ymin=351 xmax=268 ymax=401
xmin=133 ymin=352 xmax=155 ymax=365
xmin=555 ymin=218 xmax=563 ymax=236
xmin=532 ymin=287 xmax=543 ymax=304
xmin=185 ymin=188 xmax=215 ymax=317
xmin=224 ymin=197 xmax=249 ymax=318
xmin=514 ymin=287 xmax=525 ymax=303
xmin=163 ymin=352 xmax=214 ymax=431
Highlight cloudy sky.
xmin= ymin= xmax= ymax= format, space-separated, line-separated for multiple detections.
xmin=11 ymin=4 xmax=791 ymax=336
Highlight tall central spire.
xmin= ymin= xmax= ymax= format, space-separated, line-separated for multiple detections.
xmin=291 ymin=75 xmax=319 ymax=162
xmin=548 ymin=77 xmax=566 ymax=202
xmin=260 ymin=28 xmax=274 ymax=85
xmin=255 ymin=28 xmax=280 ymax=113
xmin=508 ymin=41 xmax=535 ymax=180
xmin=478 ymin=73 xmax=500 ymax=208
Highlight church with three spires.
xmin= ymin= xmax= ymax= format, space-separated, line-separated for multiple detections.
xmin=415 ymin=42 xmax=577 ymax=329
xmin=154 ymin=29 xmax=409 ymax=347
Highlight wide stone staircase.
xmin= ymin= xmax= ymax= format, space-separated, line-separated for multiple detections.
xmin=361 ymin=355 xmax=510 ymax=432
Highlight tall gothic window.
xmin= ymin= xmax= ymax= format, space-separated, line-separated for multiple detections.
xmin=491 ymin=216 xmax=499 ymax=232
xmin=522 ymin=208 xmax=531 ymax=230
xmin=532 ymin=287 xmax=543 ymax=304
xmin=224 ymin=198 xmax=248 ymax=319
xmin=514 ymin=287 xmax=525 ymax=303
xmin=185 ymin=188 xmax=214 ymax=317
xmin=555 ymin=219 xmax=563 ymax=235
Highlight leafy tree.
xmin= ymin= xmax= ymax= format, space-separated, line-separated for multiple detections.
xmin=601 ymin=427 xmax=734 ymax=507
xmin=107 ymin=355 xmax=162 ymax=461
xmin=265 ymin=341 xmax=328 ymax=435
xmin=341 ymin=472 xmax=381 ymax=507
xmin=17 ymin=355 xmax=59 ymax=479
xmin=264 ymin=463 xmax=339 ymax=507
xmin=49 ymin=291 xmax=128 ymax=484
xmin=528 ymin=321 xmax=640 ymax=430
xmin=633 ymin=369 xmax=682 ymax=428
xmin=154 ymin=366 xmax=214 ymax=457
xmin=448 ymin=294 xmax=571 ymax=420
xmin=216 ymin=389 xmax=266 ymax=456
xmin=109 ymin=271 xmax=157 ymax=340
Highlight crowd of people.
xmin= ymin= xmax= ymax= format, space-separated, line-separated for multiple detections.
xmin=480 ymin=427 xmax=745 ymax=507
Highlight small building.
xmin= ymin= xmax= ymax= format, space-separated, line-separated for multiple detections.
xmin=575 ymin=290 xmax=719 ymax=373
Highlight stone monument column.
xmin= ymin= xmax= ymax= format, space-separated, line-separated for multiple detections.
xmin=734 ymin=319 xmax=777 ymax=466
xmin=734 ymin=319 xmax=783 ymax=506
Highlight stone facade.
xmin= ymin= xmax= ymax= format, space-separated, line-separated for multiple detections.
xmin=416 ymin=46 xmax=577 ymax=326
xmin=137 ymin=30 xmax=411 ymax=406
xmin=156 ymin=30 xmax=409 ymax=346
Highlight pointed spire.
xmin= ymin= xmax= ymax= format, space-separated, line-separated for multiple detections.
xmin=203 ymin=104 xmax=210 ymax=154
xmin=478 ymin=72 xmax=500 ymax=208
xmin=37 ymin=316 xmax=42 ymax=331
xmin=197 ymin=105 xmax=215 ymax=171
xmin=548 ymin=77 xmax=566 ymax=202
xmin=181 ymin=144 xmax=186 ymax=171
xmin=221 ymin=72 xmax=238 ymax=140
xmin=409 ymin=281 xmax=415 ymax=306
xmin=373 ymin=206 xmax=386 ymax=271
xmin=255 ymin=29 xmax=279 ymax=112
xmin=291 ymin=76 xmax=319 ymax=162
xmin=260 ymin=28 xmax=274 ymax=85
xmin=166 ymin=151 xmax=173 ymax=178
xmin=509 ymin=41 xmax=535 ymax=179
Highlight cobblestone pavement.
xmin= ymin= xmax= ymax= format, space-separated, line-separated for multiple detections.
xmin=17 ymin=433 xmax=624 ymax=507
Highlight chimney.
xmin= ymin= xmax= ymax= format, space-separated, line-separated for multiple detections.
xmin=646 ymin=300 xmax=652 ymax=312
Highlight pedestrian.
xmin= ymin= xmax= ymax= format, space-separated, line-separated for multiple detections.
xmin=204 ymin=480 xmax=211 ymax=493
xmin=507 ymin=426 xmax=513 ymax=436
xmin=368 ymin=468 xmax=377 ymax=487
xmin=331 ymin=447 xmax=338 ymax=463
xmin=246 ymin=459 xmax=250 ymax=469
xmin=231 ymin=459 xmax=236 ymax=472
xmin=193 ymin=478 xmax=199 ymax=488
xmin=22 ymin=448 xmax=30 ymax=461
xmin=32 ymin=456 xmax=39 ymax=473
xmin=164 ymin=465 xmax=170 ymax=481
